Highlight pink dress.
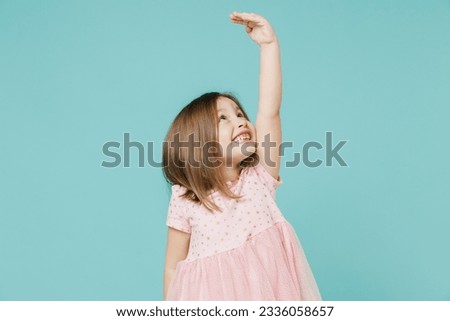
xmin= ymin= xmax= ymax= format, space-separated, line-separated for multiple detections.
xmin=165 ymin=163 xmax=321 ymax=301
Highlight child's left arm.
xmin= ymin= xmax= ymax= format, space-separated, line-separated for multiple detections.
xmin=230 ymin=12 xmax=282 ymax=180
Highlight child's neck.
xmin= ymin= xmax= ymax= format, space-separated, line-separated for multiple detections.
xmin=222 ymin=165 xmax=242 ymax=182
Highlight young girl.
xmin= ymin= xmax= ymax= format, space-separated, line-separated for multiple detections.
xmin=162 ymin=12 xmax=321 ymax=301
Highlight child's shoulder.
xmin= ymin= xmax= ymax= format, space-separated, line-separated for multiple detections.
xmin=171 ymin=184 xmax=187 ymax=195
xmin=169 ymin=184 xmax=189 ymax=205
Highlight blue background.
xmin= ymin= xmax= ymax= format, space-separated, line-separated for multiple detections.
xmin=1 ymin=0 xmax=449 ymax=300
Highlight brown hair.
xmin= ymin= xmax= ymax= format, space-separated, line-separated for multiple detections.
xmin=162 ymin=92 xmax=258 ymax=212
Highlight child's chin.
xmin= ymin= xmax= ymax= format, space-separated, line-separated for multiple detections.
xmin=237 ymin=148 xmax=257 ymax=161
xmin=235 ymin=141 xmax=256 ymax=155
xmin=243 ymin=146 xmax=256 ymax=155
xmin=225 ymin=141 xmax=256 ymax=164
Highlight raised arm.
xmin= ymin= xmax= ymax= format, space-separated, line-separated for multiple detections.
xmin=230 ymin=12 xmax=282 ymax=180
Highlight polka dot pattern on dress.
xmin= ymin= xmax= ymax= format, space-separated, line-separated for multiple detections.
xmin=166 ymin=163 xmax=283 ymax=261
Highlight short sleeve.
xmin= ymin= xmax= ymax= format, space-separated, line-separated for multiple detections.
xmin=252 ymin=162 xmax=283 ymax=192
xmin=166 ymin=185 xmax=191 ymax=234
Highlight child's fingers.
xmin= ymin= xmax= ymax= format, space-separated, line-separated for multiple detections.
xmin=229 ymin=15 xmax=246 ymax=25
xmin=230 ymin=11 xmax=264 ymax=24
xmin=230 ymin=18 xmax=247 ymax=26
xmin=230 ymin=12 xmax=264 ymax=21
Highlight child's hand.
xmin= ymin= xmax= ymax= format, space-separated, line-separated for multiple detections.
xmin=230 ymin=12 xmax=277 ymax=46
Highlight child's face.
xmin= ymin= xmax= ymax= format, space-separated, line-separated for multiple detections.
xmin=216 ymin=97 xmax=256 ymax=166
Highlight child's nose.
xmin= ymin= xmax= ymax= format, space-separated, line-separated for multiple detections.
xmin=236 ymin=118 xmax=246 ymax=128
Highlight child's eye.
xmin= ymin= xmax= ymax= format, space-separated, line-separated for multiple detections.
xmin=219 ymin=115 xmax=227 ymax=121
xmin=237 ymin=112 xmax=244 ymax=117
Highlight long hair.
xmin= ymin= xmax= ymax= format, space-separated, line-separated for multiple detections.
xmin=162 ymin=92 xmax=258 ymax=212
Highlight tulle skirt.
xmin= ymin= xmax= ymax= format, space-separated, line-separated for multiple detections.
xmin=166 ymin=220 xmax=321 ymax=301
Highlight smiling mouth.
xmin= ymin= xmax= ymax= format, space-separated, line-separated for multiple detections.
xmin=233 ymin=133 xmax=251 ymax=143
